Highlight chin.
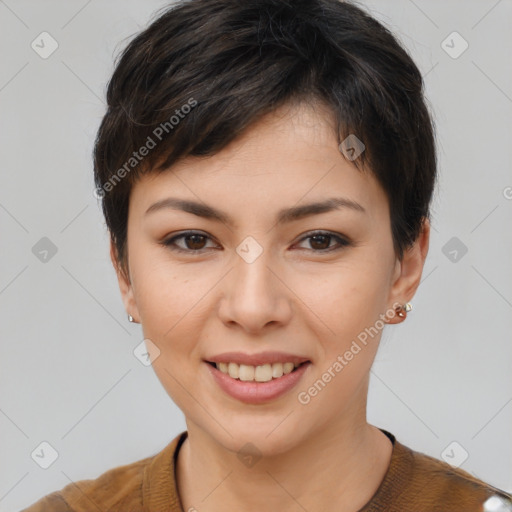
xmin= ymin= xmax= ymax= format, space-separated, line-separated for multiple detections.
xmin=206 ymin=418 xmax=306 ymax=458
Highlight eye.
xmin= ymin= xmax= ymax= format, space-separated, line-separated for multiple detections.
xmin=295 ymin=231 xmax=351 ymax=252
xmin=161 ymin=231 xmax=219 ymax=254
xmin=161 ymin=230 xmax=351 ymax=254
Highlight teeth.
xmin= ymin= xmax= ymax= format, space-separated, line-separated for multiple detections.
xmin=227 ymin=362 xmax=239 ymax=379
xmin=215 ymin=361 xmax=303 ymax=382
xmin=239 ymin=364 xmax=254 ymax=381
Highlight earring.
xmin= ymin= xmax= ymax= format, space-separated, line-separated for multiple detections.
xmin=396 ymin=302 xmax=412 ymax=318
xmin=128 ymin=314 xmax=134 ymax=323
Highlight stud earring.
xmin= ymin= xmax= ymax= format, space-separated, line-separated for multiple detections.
xmin=128 ymin=314 xmax=134 ymax=323
xmin=396 ymin=302 xmax=412 ymax=318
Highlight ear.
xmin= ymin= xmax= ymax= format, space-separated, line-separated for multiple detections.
xmin=386 ymin=217 xmax=430 ymax=324
xmin=110 ymin=239 xmax=140 ymax=323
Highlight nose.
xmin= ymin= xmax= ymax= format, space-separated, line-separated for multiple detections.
xmin=217 ymin=243 xmax=293 ymax=334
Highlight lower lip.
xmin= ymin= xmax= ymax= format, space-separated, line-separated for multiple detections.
xmin=205 ymin=361 xmax=311 ymax=404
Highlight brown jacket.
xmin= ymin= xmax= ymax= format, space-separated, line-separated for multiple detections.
xmin=21 ymin=430 xmax=512 ymax=511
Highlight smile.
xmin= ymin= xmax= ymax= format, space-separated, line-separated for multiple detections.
xmin=205 ymin=360 xmax=312 ymax=404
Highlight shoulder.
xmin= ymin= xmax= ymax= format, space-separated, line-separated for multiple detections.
xmin=20 ymin=435 xmax=182 ymax=512
xmin=20 ymin=454 xmax=152 ymax=512
xmin=389 ymin=438 xmax=512 ymax=511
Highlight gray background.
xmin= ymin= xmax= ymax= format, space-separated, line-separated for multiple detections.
xmin=1 ymin=0 xmax=511 ymax=510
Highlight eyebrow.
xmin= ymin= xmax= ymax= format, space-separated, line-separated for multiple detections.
xmin=144 ymin=196 xmax=366 ymax=226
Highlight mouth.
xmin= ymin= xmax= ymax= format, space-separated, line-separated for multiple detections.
xmin=205 ymin=360 xmax=310 ymax=381
xmin=204 ymin=359 xmax=312 ymax=404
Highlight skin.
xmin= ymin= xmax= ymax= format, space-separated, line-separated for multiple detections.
xmin=111 ymin=101 xmax=430 ymax=512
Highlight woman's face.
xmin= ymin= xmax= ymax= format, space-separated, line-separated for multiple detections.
xmin=114 ymin=102 xmax=428 ymax=455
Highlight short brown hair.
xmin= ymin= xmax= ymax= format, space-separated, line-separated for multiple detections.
xmin=93 ymin=0 xmax=437 ymax=277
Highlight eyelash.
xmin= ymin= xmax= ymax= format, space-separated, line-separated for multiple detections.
xmin=161 ymin=230 xmax=351 ymax=254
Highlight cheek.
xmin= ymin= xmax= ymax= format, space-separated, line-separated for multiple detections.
xmin=292 ymin=262 xmax=387 ymax=418
xmin=129 ymin=249 xmax=207 ymax=349
xmin=131 ymin=261 xmax=208 ymax=409
xmin=291 ymin=256 xmax=391 ymax=345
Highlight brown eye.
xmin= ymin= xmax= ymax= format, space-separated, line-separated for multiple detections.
xmin=183 ymin=234 xmax=208 ymax=250
xmin=296 ymin=231 xmax=351 ymax=252
xmin=161 ymin=230 xmax=351 ymax=255
xmin=162 ymin=231 xmax=217 ymax=253
xmin=309 ymin=234 xmax=331 ymax=250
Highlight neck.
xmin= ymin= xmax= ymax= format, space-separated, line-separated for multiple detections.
xmin=176 ymin=410 xmax=393 ymax=512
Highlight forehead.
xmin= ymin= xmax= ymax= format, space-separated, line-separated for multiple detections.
xmin=129 ymin=102 xmax=388 ymax=226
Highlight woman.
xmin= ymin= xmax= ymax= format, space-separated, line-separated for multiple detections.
xmin=23 ymin=0 xmax=512 ymax=510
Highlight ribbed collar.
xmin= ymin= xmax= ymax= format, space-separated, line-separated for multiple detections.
xmin=358 ymin=429 xmax=414 ymax=511
xmin=142 ymin=429 xmax=413 ymax=512
xmin=143 ymin=430 xmax=188 ymax=512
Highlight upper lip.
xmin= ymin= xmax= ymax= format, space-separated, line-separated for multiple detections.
xmin=205 ymin=351 xmax=311 ymax=366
